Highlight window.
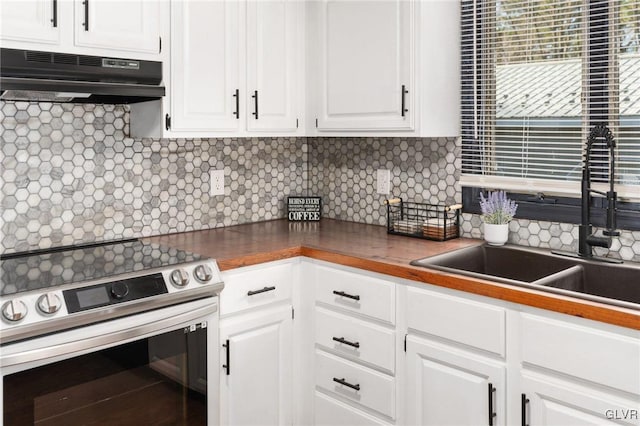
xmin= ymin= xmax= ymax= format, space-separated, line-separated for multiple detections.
xmin=461 ymin=0 xmax=640 ymax=200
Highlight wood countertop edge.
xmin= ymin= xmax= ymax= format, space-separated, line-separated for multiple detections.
xmin=300 ymin=247 xmax=640 ymax=330
xmin=214 ymin=244 xmax=639 ymax=330
xmin=217 ymin=246 xmax=302 ymax=271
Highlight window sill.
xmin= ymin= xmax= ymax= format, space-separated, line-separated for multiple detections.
xmin=462 ymin=187 xmax=640 ymax=231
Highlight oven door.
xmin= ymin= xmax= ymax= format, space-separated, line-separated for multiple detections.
xmin=1 ymin=297 xmax=219 ymax=426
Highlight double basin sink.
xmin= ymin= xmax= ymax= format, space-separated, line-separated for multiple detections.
xmin=411 ymin=244 xmax=640 ymax=310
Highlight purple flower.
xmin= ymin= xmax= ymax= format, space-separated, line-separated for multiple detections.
xmin=479 ymin=191 xmax=518 ymax=224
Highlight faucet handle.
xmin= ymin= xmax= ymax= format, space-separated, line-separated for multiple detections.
xmin=586 ymin=234 xmax=612 ymax=249
xmin=603 ymin=229 xmax=620 ymax=237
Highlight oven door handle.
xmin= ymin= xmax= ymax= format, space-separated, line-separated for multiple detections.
xmin=1 ymin=304 xmax=217 ymax=368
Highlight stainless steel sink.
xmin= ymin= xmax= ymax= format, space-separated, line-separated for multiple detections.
xmin=411 ymin=244 xmax=640 ymax=310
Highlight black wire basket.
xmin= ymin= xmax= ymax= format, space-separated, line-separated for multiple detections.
xmin=385 ymin=198 xmax=461 ymax=241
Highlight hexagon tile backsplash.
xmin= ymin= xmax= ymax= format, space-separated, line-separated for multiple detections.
xmin=307 ymin=137 xmax=460 ymax=225
xmin=1 ymin=100 xmax=639 ymax=261
xmin=0 ymin=101 xmax=306 ymax=254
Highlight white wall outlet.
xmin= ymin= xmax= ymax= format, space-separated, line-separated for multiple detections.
xmin=210 ymin=169 xmax=225 ymax=196
xmin=376 ymin=169 xmax=391 ymax=195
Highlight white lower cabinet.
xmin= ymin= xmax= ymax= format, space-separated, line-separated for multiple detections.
xmin=219 ymin=305 xmax=293 ymax=426
xmin=405 ymin=336 xmax=506 ymax=426
xmin=521 ymin=372 xmax=640 ymax=426
xmin=219 ymin=260 xmax=295 ymax=426
xmin=312 ymin=263 xmax=398 ymax=424
xmin=219 ymin=259 xmax=640 ymax=426
xmin=518 ymin=312 xmax=640 ymax=426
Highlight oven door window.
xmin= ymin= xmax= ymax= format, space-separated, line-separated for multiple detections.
xmin=4 ymin=324 xmax=208 ymax=425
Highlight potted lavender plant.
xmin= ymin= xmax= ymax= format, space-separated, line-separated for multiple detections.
xmin=479 ymin=190 xmax=518 ymax=245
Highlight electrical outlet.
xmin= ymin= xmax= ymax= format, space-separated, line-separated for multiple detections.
xmin=376 ymin=169 xmax=391 ymax=195
xmin=210 ymin=170 xmax=224 ymax=196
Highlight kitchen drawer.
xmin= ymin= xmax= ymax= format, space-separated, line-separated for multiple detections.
xmin=220 ymin=262 xmax=292 ymax=316
xmin=315 ymin=306 xmax=395 ymax=373
xmin=314 ymin=265 xmax=395 ymax=324
xmin=315 ymin=350 xmax=395 ymax=419
xmin=407 ymin=286 xmax=506 ymax=357
xmin=521 ymin=313 xmax=640 ymax=395
xmin=314 ymin=391 xmax=391 ymax=426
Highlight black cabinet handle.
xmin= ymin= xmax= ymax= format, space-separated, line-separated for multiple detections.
xmin=332 ymin=290 xmax=360 ymax=301
xmin=222 ymin=339 xmax=230 ymax=375
xmin=332 ymin=336 xmax=360 ymax=348
xmin=401 ymin=84 xmax=408 ymax=117
xmin=247 ymin=286 xmax=276 ymax=296
xmin=333 ymin=377 xmax=360 ymax=391
xmin=83 ymin=0 xmax=89 ymax=31
xmin=401 ymin=85 xmax=409 ymax=116
xmin=165 ymin=114 xmax=171 ymax=131
xmin=51 ymin=0 xmax=58 ymax=27
xmin=488 ymin=383 xmax=496 ymax=426
xmin=521 ymin=393 xmax=529 ymax=426
xmin=252 ymin=90 xmax=259 ymax=119
xmin=233 ymin=89 xmax=239 ymax=119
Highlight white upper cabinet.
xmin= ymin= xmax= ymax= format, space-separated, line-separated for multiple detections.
xmin=314 ymin=0 xmax=414 ymax=131
xmin=132 ymin=0 xmax=303 ymax=138
xmin=307 ymin=0 xmax=460 ymax=136
xmin=0 ymin=0 xmax=162 ymax=59
xmin=170 ymin=0 xmax=240 ymax=133
xmin=246 ymin=0 xmax=300 ymax=132
xmin=74 ymin=0 xmax=161 ymax=55
xmin=0 ymin=0 xmax=60 ymax=45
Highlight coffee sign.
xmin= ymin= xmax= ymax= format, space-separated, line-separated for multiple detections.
xmin=287 ymin=196 xmax=321 ymax=222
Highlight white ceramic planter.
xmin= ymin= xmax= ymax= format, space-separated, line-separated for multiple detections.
xmin=483 ymin=223 xmax=509 ymax=246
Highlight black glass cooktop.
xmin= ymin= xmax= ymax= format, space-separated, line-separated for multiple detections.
xmin=0 ymin=239 xmax=203 ymax=296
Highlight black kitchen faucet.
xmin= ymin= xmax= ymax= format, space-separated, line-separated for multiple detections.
xmin=553 ymin=124 xmax=623 ymax=263
xmin=576 ymin=124 xmax=622 ymax=262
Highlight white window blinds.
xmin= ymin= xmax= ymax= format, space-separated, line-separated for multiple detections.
xmin=461 ymin=0 xmax=640 ymax=199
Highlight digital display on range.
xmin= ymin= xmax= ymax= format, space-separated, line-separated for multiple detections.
xmin=63 ymin=273 xmax=168 ymax=313
xmin=76 ymin=286 xmax=110 ymax=309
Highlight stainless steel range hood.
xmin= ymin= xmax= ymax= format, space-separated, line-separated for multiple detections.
xmin=0 ymin=48 xmax=165 ymax=104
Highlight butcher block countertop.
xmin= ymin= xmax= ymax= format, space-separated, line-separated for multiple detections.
xmin=144 ymin=219 xmax=640 ymax=330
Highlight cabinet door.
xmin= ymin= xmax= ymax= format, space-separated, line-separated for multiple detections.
xmin=521 ymin=374 xmax=639 ymax=426
xmin=246 ymin=0 xmax=299 ymax=132
xmin=316 ymin=0 xmax=413 ymax=130
xmin=0 ymin=0 xmax=60 ymax=45
xmin=220 ymin=306 xmax=292 ymax=426
xmin=405 ymin=336 xmax=506 ymax=426
xmin=73 ymin=0 xmax=160 ymax=55
xmin=170 ymin=0 xmax=240 ymax=133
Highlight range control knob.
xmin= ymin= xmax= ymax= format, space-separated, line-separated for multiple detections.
xmin=36 ymin=293 xmax=62 ymax=315
xmin=194 ymin=264 xmax=213 ymax=283
xmin=111 ymin=282 xmax=129 ymax=299
xmin=170 ymin=269 xmax=190 ymax=288
xmin=2 ymin=299 xmax=28 ymax=323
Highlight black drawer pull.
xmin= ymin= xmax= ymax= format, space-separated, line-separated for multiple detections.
xmin=332 ymin=336 xmax=360 ymax=349
xmin=247 ymin=286 xmax=276 ymax=296
xmin=332 ymin=290 xmax=360 ymax=301
xmin=521 ymin=393 xmax=529 ymax=426
xmin=488 ymin=383 xmax=496 ymax=426
xmin=333 ymin=377 xmax=360 ymax=391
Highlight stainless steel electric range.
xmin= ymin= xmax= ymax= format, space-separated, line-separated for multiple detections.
xmin=0 ymin=239 xmax=224 ymax=425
